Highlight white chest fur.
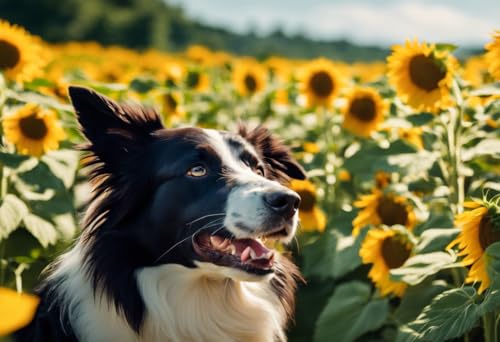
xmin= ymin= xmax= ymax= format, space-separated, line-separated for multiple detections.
xmin=51 ymin=247 xmax=286 ymax=342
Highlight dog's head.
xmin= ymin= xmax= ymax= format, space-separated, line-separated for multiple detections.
xmin=69 ymin=86 xmax=305 ymax=284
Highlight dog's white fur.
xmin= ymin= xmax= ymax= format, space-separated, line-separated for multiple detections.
xmin=49 ymin=242 xmax=287 ymax=342
xmin=206 ymin=129 xmax=297 ymax=242
xmin=45 ymin=129 xmax=296 ymax=342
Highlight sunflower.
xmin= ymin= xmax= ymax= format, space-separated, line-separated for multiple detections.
xmin=447 ymin=200 xmax=500 ymax=293
xmin=185 ymin=68 xmax=210 ymax=92
xmin=161 ymin=61 xmax=185 ymax=87
xmin=338 ymin=169 xmax=352 ymax=182
xmin=398 ymin=127 xmax=424 ymax=150
xmin=485 ymin=31 xmax=500 ymax=80
xmin=360 ymin=228 xmax=414 ymax=297
xmin=353 ymin=188 xmax=416 ymax=236
xmin=375 ymin=171 xmax=392 ymax=189
xmin=264 ymin=56 xmax=292 ymax=82
xmin=299 ymin=58 xmax=342 ymax=108
xmin=342 ymin=87 xmax=386 ymax=137
xmin=387 ymin=39 xmax=457 ymax=113
xmin=0 ymin=288 xmax=39 ymax=336
xmin=289 ymin=179 xmax=326 ymax=233
xmin=0 ymin=19 xmax=45 ymax=82
xmin=232 ymin=61 xmax=267 ymax=96
xmin=462 ymin=55 xmax=491 ymax=87
xmin=158 ymin=91 xmax=185 ymax=126
xmin=2 ymin=103 xmax=66 ymax=157
xmin=185 ymin=44 xmax=213 ymax=65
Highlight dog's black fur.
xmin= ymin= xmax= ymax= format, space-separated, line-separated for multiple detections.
xmin=16 ymin=86 xmax=305 ymax=341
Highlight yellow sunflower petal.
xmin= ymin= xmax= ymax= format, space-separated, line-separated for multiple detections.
xmin=0 ymin=288 xmax=39 ymax=336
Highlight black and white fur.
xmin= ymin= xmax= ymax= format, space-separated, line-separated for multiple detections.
xmin=16 ymin=86 xmax=306 ymax=342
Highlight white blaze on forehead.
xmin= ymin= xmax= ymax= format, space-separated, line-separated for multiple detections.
xmin=203 ymin=128 xmax=263 ymax=183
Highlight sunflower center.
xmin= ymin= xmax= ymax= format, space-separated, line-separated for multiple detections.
xmin=376 ymin=196 xmax=408 ymax=226
xmin=244 ymin=74 xmax=257 ymax=93
xmin=478 ymin=215 xmax=500 ymax=251
xmin=186 ymin=71 xmax=200 ymax=88
xmin=381 ymin=237 xmax=411 ymax=269
xmin=0 ymin=39 xmax=21 ymax=70
xmin=408 ymin=54 xmax=446 ymax=91
xmin=19 ymin=114 xmax=48 ymax=140
xmin=165 ymin=94 xmax=177 ymax=111
xmin=309 ymin=71 xmax=334 ymax=98
xmin=297 ymin=190 xmax=316 ymax=211
xmin=349 ymin=96 xmax=376 ymax=122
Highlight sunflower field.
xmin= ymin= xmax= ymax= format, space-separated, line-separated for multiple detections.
xmin=1 ymin=18 xmax=500 ymax=341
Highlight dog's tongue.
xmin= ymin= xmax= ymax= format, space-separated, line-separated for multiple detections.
xmin=232 ymin=238 xmax=270 ymax=261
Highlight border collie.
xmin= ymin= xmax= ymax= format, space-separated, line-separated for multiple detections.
xmin=17 ymin=86 xmax=306 ymax=342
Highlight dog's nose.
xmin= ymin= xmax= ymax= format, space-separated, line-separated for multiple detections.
xmin=263 ymin=191 xmax=301 ymax=219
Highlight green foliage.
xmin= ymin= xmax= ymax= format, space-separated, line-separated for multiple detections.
xmin=314 ymin=281 xmax=389 ymax=342
xmin=0 ymin=19 xmax=499 ymax=340
xmin=0 ymin=195 xmax=28 ymax=240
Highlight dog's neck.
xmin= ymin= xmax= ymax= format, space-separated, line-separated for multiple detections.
xmin=50 ymin=244 xmax=287 ymax=342
xmin=137 ymin=264 xmax=287 ymax=342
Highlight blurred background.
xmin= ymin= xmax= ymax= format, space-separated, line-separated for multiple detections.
xmin=1 ymin=0 xmax=498 ymax=60
xmin=0 ymin=1 xmax=499 ymax=341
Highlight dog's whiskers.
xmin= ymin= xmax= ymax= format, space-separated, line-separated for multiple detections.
xmin=155 ymin=218 xmax=225 ymax=263
xmin=293 ymin=235 xmax=300 ymax=253
xmin=186 ymin=213 xmax=226 ymax=227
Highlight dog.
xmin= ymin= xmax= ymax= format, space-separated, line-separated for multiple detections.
xmin=16 ymin=86 xmax=306 ymax=342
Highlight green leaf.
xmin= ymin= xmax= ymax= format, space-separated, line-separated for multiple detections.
xmin=301 ymin=232 xmax=337 ymax=280
xmin=398 ymin=287 xmax=487 ymax=342
xmin=343 ymin=140 xmax=418 ymax=182
xmin=462 ymin=139 xmax=500 ymax=161
xmin=13 ymin=161 xmax=66 ymax=199
xmin=22 ymin=214 xmax=58 ymax=247
xmin=486 ymin=242 xmax=500 ymax=291
xmin=406 ymin=113 xmax=434 ymax=126
xmin=0 ymin=152 xmax=31 ymax=170
xmin=41 ymin=150 xmax=79 ymax=189
xmin=394 ymin=280 xmax=449 ymax=324
xmin=4 ymin=89 xmax=73 ymax=112
xmin=434 ymin=43 xmax=458 ymax=52
xmin=414 ymin=209 xmax=454 ymax=235
xmin=301 ymin=229 xmax=368 ymax=280
xmin=390 ymin=251 xmax=459 ymax=285
xmin=469 ymin=84 xmax=500 ymax=98
xmin=416 ymin=228 xmax=460 ymax=254
xmin=333 ymin=229 xmax=368 ymax=279
xmin=314 ymin=281 xmax=389 ymax=342
xmin=129 ymin=77 xmax=159 ymax=93
xmin=0 ymin=195 xmax=29 ymax=240
xmin=387 ymin=150 xmax=437 ymax=176
xmin=52 ymin=213 xmax=77 ymax=240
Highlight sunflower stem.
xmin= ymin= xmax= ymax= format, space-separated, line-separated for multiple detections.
xmin=320 ymin=106 xmax=334 ymax=205
xmin=0 ymin=240 xmax=5 ymax=286
xmin=482 ymin=311 xmax=497 ymax=342
xmin=448 ymin=80 xmax=465 ymax=215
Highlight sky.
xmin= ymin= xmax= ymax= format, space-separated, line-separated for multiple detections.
xmin=168 ymin=0 xmax=499 ymax=47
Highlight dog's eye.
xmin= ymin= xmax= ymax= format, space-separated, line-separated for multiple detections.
xmin=255 ymin=167 xmax=265 ymax=177
xmin=187 ymin=165 xmax=207 ymax=177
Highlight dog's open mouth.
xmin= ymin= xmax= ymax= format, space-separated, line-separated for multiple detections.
xmin=193 ymin=233 xmax=278 ymax=275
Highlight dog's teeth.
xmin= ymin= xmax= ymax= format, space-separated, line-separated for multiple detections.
xmin=249 ymin=248 xmax=257 ymax=260
xmin=220 ymin=239 xmax=230 ymax=249
xmin=228 ymin=244 xmax=236 ymax=255
xmin=265 ymin=251 xmax=274 ymax=260
xmin=241 ymin=246 xmax=252 ymax=262
xmin=210 ymin=236 xmax=224 ymax=247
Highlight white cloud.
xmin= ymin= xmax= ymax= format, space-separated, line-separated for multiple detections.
xmin=299 ymin=2 xmax=496 ymax=46
xmin=170 ymin=0 xmax=498 ymax=46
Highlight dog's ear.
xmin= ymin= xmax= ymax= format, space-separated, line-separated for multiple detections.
xmin=239 ymin=125 xmax=306 ymax=181
xmin=69 ymin=86 xmax=163 ymax=170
